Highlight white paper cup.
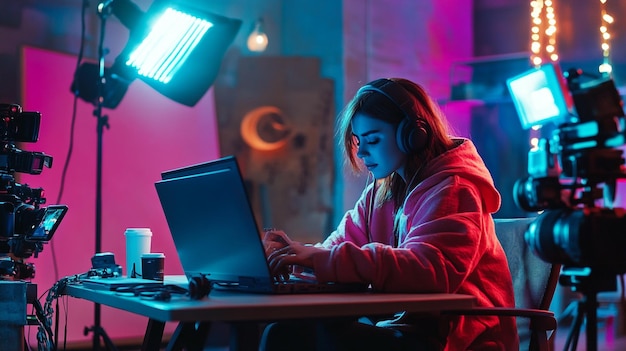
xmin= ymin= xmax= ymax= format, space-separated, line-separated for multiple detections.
xmin=124 ymin=228 xmax=152 ymax=278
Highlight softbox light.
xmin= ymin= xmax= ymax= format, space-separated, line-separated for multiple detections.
xmin=73 ymin=0 xmax=241 ymax=109
xmin=110 ymin=0 xmax=242 ymax=107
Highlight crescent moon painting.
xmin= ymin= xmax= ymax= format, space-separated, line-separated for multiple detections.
xmin=240 ymin=106 xmax=291 ymax=151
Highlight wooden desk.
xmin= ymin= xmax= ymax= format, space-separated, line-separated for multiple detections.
xmin=64 ymin=276 xmax=475 ymax=351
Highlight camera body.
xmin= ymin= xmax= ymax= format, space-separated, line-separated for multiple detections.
xmin=0 ymin=103 xmax=68 ymax=279
xmin=507 ymin=64 xmax=626 ymax=275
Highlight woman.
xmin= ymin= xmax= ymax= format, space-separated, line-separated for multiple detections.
xmin=262 ymin=78 xmax=517 ymax=350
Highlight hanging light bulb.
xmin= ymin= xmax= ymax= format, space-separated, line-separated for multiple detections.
xmin=247 ymin=18 xmax=268 ymax=52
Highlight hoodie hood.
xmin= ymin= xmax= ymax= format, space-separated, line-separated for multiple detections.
xmin=416 ymin=138 xmax=501 ymax=214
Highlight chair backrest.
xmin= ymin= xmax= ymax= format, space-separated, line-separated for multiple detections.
xmin=494 ymin=218 xmax=561 ymax=347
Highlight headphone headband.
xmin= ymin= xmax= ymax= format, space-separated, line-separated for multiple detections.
xmin=357 ymin=78 xmax=417 ymax=118
xmin=357 ymin=78 xmax=429 ymax=153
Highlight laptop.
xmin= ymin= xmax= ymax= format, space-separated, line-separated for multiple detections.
xmin=154 ymin=156 xmax=367 ymax=294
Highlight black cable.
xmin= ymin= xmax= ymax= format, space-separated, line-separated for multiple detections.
xmin=54 ymin=297 xmax=60 ymax=351
xmin=33 ymin=298 xmax=55 ymax=350
xmin=36 ymin=286 xmax=53 ymax=350
xmin=63 ymin=295 xmax=69 ymax=351
xmin=35 ymin=275 xmax=85 ymax=351
xmin=365 ymin=171 xmax=374 ymax=243
xmin=49 ymin=0 xmax=89 ymax=282
xmin=24 ymin=335 xmax=33 ymax=351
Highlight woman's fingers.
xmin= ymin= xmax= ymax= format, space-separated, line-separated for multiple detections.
xmin=263 ymin=240 xmax=284 ymax=254
xmin=268 ymin=246 xmax=297 ymax=281
xmin=267 ymin=245 xmax=291 ymax=265
xmin=262 ymin=230 xmax=292 ymax=256
xmin=263 ymin=231 xmax=311 ymax=281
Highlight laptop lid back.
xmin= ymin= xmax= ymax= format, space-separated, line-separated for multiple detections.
xmin=160 ymin=156 xmax=236 ymax=180
xmin=155 ymin=156 xmax=273 ymax=287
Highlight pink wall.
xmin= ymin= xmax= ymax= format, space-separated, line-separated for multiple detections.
xmin=19 ymin=46 xmax=220 ymax=344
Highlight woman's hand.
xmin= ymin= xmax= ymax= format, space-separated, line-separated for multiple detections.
xmin=263 ymin=229 xmax=327 ymax=281
xmin=263 ymin=229 xmax=292 ymax=281
xmin=263 ymin=228 xmax=289 ymax=255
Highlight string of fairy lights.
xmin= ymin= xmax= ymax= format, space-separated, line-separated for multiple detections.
xmin=599 ymin=0 xmax=614 ymax=75
xmin=528 ymin=0 xmax=559 ymax=139
xmin=527 ymin=0 xmax=616 ymax=145
xmin=529 ymin=0 xmax=614 ymax=76
xmin=530 ymin=0 xmax=558 ymax=67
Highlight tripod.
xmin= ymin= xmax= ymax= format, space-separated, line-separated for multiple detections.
xmin=559 ymin=267 xmax=618 ymax=351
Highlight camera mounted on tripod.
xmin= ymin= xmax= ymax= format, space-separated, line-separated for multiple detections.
xmin=507 ymin=63 xmax=626 ymax=278
xmin=0 ymin=103 xmax=68 ymax=280
xmin=508 ymin=62 xmax=626 ymax=351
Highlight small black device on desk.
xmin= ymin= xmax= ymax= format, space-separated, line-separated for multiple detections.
xmin=84 ymin=252 xmax=161 ymax=290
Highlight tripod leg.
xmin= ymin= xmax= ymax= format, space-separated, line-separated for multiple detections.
xmin=98 ymin=326 xmax=119 ymax=351
xmin=564 ymin=301 xmax=584 ymax=351
xmin=84 ymin=325 xmax=119 ymax=351
xmin=585 ymin=294 xmax=599 ymax=351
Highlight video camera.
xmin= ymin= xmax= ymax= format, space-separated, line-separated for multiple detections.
xmin=0 ymin=103 xmax=68 ymax=280
xmin=507 ymin=63 xmax=626 ymax=275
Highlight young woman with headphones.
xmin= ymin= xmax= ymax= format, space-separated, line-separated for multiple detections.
xmin=261 ymin=78 xmax=517 ymax=351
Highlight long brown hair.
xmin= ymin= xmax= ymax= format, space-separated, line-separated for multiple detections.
xmin=337 ymin=78 xmax=455 ymax=208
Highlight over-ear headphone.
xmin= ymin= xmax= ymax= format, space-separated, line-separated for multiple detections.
xmin=188 ymin=274 xmax=212 ymax=300
xmin=357 ymin=78 xmax=429 ymax=154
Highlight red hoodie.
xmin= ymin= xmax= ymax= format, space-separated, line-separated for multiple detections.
xmin=312 ymin=139 xmax=518 ymax=350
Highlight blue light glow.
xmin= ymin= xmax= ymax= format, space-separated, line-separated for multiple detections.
xmin=126 ymin=8 xmax=213 ymax=84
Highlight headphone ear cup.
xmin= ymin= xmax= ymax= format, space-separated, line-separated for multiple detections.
xmin=395 ymin=118 xmax=411 ymax=154
xmin=413 ymin=119 xmax=428 ymax=151
xmin=188 ymin=275 xmax=212 ymax=300
xmin=396 ymin=118 xmax=428 ymax=153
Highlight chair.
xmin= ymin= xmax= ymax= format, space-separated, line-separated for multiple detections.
xmin=443 ymin=217 xmax=561 ymax=351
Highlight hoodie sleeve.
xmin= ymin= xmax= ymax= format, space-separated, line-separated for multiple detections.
xmin=313 ymin=175 xmax=490 ymax=293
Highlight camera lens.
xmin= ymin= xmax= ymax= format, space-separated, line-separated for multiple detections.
xmin=525 ymin=210 xmax=563 ymax=264
xmin=513 ymin=176 xmax=564 ymax=212
xmin=525 ymin=209 xmax=584 ymax=266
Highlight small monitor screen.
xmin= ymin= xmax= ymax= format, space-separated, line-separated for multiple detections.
xmin=27 ymin=205 xmax=68 ymax=241
xmin=506 ymin=63 xmax=573 ymax=129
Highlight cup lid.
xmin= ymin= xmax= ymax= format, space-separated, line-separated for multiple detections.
xmin=141 ymin=252 xmax=165 ymax=258
xmin=125 ymin=228 xmax=152 ymax=235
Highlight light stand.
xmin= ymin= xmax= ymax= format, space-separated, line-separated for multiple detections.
xmin=69 ymin=3 xmax=241 ymax=348
xmin=83 ymin=3 xmax=116 ymax=351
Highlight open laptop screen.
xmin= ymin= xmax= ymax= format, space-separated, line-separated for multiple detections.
xmin=155 ymin=157 xmax=271 ymax=285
